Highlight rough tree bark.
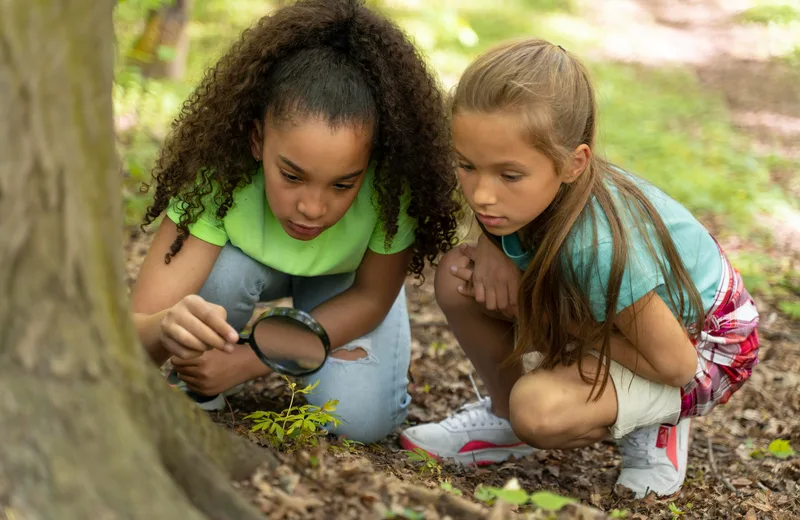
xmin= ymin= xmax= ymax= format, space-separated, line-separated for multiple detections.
xmin=0 ymin=1 xmax=274 ymax=519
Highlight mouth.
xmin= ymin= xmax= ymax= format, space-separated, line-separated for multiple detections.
xmin=287 ymin=221 xmax=324 ymax=239
xmin=476 ymin=213 xmax=507 ymax=227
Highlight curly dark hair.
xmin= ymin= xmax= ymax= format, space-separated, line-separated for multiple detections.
xmin=142 ymin=0 xmax=461 ymax=277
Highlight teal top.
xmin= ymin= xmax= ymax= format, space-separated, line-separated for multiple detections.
xmin=500 ymin=173 xmax=723 ymax=324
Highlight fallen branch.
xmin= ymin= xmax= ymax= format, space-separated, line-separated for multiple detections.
xmin=707 ymin=436 xmax=737 ymax=495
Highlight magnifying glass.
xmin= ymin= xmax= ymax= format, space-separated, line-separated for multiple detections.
xmin=237 ymin=306 xmax=330 ymax=377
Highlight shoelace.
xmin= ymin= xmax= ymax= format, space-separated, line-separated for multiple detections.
xmin=441 ymin=373 xmax=504 ymax=430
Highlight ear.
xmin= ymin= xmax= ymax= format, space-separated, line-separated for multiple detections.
xmin=249 ymin=119 xmax=264 ymax=161
xmin=562 ymin=144 xmax=591 ymax=183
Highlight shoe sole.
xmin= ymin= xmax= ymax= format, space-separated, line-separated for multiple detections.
xmin=399 ymin=434 xmax=534 ymax=467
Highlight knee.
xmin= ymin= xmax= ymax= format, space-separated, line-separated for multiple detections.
xmin=434 ymin=248 xmax=472 ymax=313
xmin=508 ymin=374 xmax=567 ymax=450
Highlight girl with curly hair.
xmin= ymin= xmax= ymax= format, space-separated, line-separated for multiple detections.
xmin=131 ymin=0 xmax=459 ymax=443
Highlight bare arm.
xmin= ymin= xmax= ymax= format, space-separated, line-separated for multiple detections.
xmin=131 ymin=218 xmax=236 ymax=366
xmin=612 ymin=291 xmax=698 ymax=388
xmin=308 ymin=247 xmax=412 ymax=350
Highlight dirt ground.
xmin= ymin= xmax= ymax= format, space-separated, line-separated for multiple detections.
xmin=125 ymin=226 xmax=799 ymax=519
xmin=122 ymin=1 xmax=799 ymax=517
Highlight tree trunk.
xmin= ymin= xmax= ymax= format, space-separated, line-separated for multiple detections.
xmin=129 ymin=0 xmax=192 ymax=79
xmin=0 ymin=2 xmax=273 ymax=519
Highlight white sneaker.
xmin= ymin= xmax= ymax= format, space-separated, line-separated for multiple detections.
xmin=616 ymin=419 xmax=691 ymax=498
xmin=399 ymin=396 xmax=534 ymax=466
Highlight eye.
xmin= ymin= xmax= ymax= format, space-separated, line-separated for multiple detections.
xmin=280 ymin=170 xmax=301 ymax=183
xmin=457 ymin=163 xmax=475 ymax=172
xmin=333 ymin=183 xmax=356 ymax=191
xmin=502 ymin=173 xmax=523 ymax=182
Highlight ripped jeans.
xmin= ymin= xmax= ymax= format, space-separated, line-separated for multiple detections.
xmin=198 ymin=244 xmax=412 ymax=444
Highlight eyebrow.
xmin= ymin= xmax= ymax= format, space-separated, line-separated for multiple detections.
xmin=455 ymin=150 xmax=527 ymax=171
xmin=279 ymin=154 xmax=364 ymax=180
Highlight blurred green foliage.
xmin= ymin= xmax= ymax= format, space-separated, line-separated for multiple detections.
xmin=114 ymin=0 xmax=798 ymax=295
xmin=737 ymin=1 xmax=800 ymax=24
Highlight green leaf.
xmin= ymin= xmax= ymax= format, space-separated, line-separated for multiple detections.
xmin=492 ymin=488 xmax=530 ymax=506
xmin=440 ymin=481 xmax=463 ymax=496
xmin=287 ymin=419 xmax=304 ymax=434
xmin=610 ymin=510 xmax=629 ymax=518
xmin=474 ymin=485 xmax=496 ymax=504
xmin=322 ymin=399 xmax=339 ymax=412
xmin=669 ymin=503 xmax=684 ymax=515
xmin=404 ymin=450 xmax=425 ymax=462
xmin=529 ymin=491 xmax=577 ymax=511
xmin=768 ymin=439 xmax=796 ymax=459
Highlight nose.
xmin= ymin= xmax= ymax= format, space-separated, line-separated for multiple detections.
xmin=471 ymin=173 xmax=497 ymax=207
xmin=297 ymin=190 xmax=327 ymax=221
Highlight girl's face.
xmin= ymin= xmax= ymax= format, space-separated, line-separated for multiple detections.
xmin=452 ymin=110 xmax=585 ymax=236
xmin=251 ymin=116 xmax=373 ymax=241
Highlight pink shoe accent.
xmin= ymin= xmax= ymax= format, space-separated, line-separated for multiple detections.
xmin=458 ymin=440 xmax=526 ymax=453
xmin=656 ymin=425 xmax=680 ymax=471
xmin=399 ymin=435 xmax=525 ymax=467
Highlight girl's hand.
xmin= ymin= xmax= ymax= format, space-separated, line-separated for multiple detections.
xmin=450 ymin=234 xmax=521 ymax=318
xmin=171 ymin=347 xmax=253 ymax=395
xmin=160 ymin=294 xmax=239 ymax=360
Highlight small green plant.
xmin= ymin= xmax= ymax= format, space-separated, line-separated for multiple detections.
xmin=403 ymin=447 xmax=441 ymax=476
xmin=245 ymin=376 xmax=341 ymax=451
xmin=439 ymin=481 xmax=463 ymax=496
xmin=610 ymin=510 xmax=630 ymax=518
xmin=669 ymin=502 xmax=684 ymax=517
xmin=768 ymin=439 xmax=796 ymax=459
xmin=329 ymin=438 xmax=365 ymax=455
xmin=473 ymin=484 xmax=576 ymax=510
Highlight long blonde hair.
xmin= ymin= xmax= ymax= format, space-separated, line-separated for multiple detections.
xmin=451 ymin=39 xmax=704 ymax=399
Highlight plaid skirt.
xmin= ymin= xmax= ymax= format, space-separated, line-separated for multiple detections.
xmin=680 ymin=246 xmax=760 ymax=418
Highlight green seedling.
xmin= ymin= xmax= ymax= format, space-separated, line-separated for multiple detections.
xmin=245 ymin=376 xmax=341 ymax=451
xmin=439 ymin=481 xmax=463 ymax=496
xmin=403 ymin=447 xmax=440 ymax=476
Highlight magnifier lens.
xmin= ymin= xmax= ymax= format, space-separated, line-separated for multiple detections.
xmin=251 ymin=314 xmax=327 ymax=376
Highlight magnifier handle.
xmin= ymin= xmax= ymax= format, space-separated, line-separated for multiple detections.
xmin=237 ymin=334 xmax=249 ymax=345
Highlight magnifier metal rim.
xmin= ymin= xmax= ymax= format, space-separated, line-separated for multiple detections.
xmin=244 ymin=307 xmax=330 ymax=377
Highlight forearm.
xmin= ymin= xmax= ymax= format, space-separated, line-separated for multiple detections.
xmin=309 ymin=285 xmax=399 ymax=350
xmin=607 ymin=333 xmax=693 ymax=388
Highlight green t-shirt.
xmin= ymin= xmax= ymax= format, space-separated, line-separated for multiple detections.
xmin=500 ymin=173 xmax=722 ymax=324
xmin=166 ymin=163 xmax=417 ymax=277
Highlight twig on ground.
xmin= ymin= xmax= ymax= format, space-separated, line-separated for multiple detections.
xmin=707 ymin=436 xmax=738 ymax=495
xmin=756 ymin=480 xmax=770 ymax=492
